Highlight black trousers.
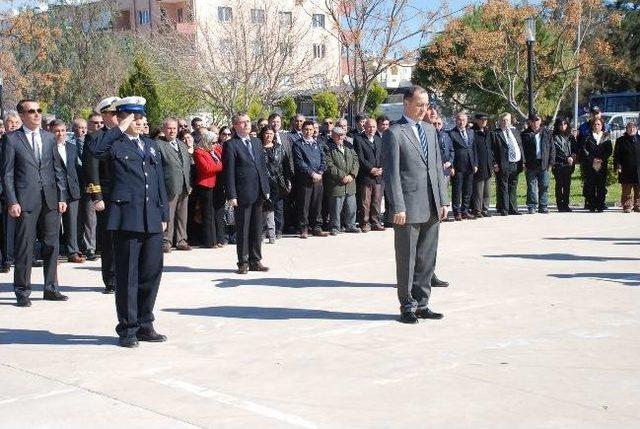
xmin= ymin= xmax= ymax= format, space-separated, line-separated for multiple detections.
xmin=197 ymin=185 xmax=226 ymax=247
xmin=584 ymin=167 xmax=607 ymax=210
xmin=296 ymin=179 xmax=323 ymax=230
xmin=553 ymin=165 xmax=574 ymax=209
xmin=13 ymin=193 xmax=60 ymax=298
xmin=451 ymin=170 xmax=474 ymax=214
xmin=235 ymin=201 xmax=264 ymax=265
xmin=96 ymin=206 xmax=115 ymax=288
xmin=283 ymin=183 xmax=297 ymax=233
xmin=496 ymin=162 xmax=520 ymax=213
xmin=113 ymin=230 xmax=163 ymax=338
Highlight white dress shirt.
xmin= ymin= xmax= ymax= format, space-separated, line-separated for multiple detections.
xmin=57 ymin=142 xmax=67 ymax=166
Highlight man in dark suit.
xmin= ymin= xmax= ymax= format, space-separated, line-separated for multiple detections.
xmin=84 ymin=97 xmax=119 ymax=293
xmin=87 ymin=96 xmax=169 ymax=348
xmin=522 ymin=113 xmax=556 ymax=214
xmin=223 ymin=113 xmax=270 ymax=274
xmin=491 ymin=112 xmax=525 ymax=216
xmin=447 ymin=112 xmax=478 ymax=220
xmin=293 ymin=120 xmax=328 ymax=238
xmin=51 ymin=120 xmax=85 ymax=263
xmin=382 ymin=86 xmax=450 ymax=324
xmin=157 ymin=117 xmax=192 ymax=252
xmin=2 ymin=99 xmax=68 ymax=307
xmin=73 ymin=117 xmax=97 ymax=261
xmin=354 ymin=118 xmax=385 ymax=232
xmin=471 ymin=113 xmax=494 ymax=217
xmin=269 ymin=113 xmax=294 ymax=236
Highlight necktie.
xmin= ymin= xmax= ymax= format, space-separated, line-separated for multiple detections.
xmin=31 ymin=132 xmax=41 ymax=164
xmin=416 ymin=123 xmax=428 ymax=158
xmin=461 ymin=129 xmax=468 ymax=143
xmin=134 ymin=138 xmax=145 ymax=155
xmin=244 ymin=139 xmax=254 ymax=160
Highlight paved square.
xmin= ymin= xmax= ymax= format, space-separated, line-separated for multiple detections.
xmin=1 ymin=211 xmax=639 ymax=428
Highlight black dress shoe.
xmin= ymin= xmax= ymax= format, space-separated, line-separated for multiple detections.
xmin=85 ymin=251 xmax=98 ymax=261
xmin=137 ymin=329 xmax=167 ymax=342
xmin=0 ymin=263 xmax=10 ymax=273
xmin=249 ymin=262 xmax=269 ymax=272
xmin=118 ymin=336 xmax=139 ymax=348
xmin=43 ymin=290 xmax=68 ymax=301
xmin=482 ymin=211 xmax=492 ymax=217
xmin=500 ymin=210 xmax=509 ymax=216
xmin=399 ymin=312 xmax=419 ymax=324
xmin=508 ymin=211 xmax=522 ymax=215
xmin=103 ymin=285 xmax=115 ymax=294
xmin=237 ymin=263 xmax=249 ymax=274
xmin=431 ymin=276 xmax=449 ymax=287
xmin=415 ymin=307 xmax=444 ymax=319
xmin=16 ymin=297 xmax=32 ymax=307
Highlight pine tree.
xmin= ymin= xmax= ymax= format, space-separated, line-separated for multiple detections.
xmin=119 ymin=53 xmax=162 ymax=128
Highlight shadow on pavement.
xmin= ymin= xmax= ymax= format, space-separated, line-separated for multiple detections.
xmin=163 ymin=306 xmax=397 ymax=321
xmin=213 ymin=277 xmax=394 ymax=289
xmin=0 ymin=282 xmax=103 ymax=294
xmin=484 ymin=253 xmax=640 ymax=262
xmin=548 ymin=272 xmax=640 ymax=286
xmin=74 ymin=265 xmax=237 ymax=273
xmin=545 ymin=237 xmax=640 ymax=246
xmin=0 ymin=328 xmax=115 ymax=345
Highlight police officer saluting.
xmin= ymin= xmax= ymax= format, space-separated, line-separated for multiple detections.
xmin=87 ymin=96 xmax=169 ymax=348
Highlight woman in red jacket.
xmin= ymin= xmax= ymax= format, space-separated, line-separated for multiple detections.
xmin=193 ymin=130 xmax=225 ymax=247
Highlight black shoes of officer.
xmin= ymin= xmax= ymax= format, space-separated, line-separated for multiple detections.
xmin=415 ymin=308 xmax=444 ymax=320
xmin=237 ymin=263 xmax=249 ymax=274
xmin=399 ymin=312 xmax=419 ymax=324
xmin=249 ymin=262 xmax=269 ymax=272
xmin=1 ymin=262 xmax=11 ymax=273
xmin=431 ymin=275 xmax=449 ymax=287
xmin=103 ymin=285 xmax=115 ymax=294
xmin=118 ymin=336 xmax=139 ymax=348
xmin=16 ymin=297 xmax=32 ymax=307
xmin=43 ymin=290 xmax=68 ymax=301
xmin=137 ymin=329 xmax=167 ymax=342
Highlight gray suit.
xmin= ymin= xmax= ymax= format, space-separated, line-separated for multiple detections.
xmin=157 ymin=139 xmax=192 ymax=247
xmin=382 ymin=116 xmax=449 ymax=313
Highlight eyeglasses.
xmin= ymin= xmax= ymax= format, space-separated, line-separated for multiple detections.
xmin=26 ymin=108 xmax=43 ymax=114
xmin=221 ymin=132 xmax=232 ymax=136
xmin=324 ymin=121 xmax=334 ymax=125
xmin=91 ymin=121 xmax=104 ymax=125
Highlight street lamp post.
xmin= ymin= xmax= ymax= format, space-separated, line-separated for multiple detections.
xmin=524 ymin=17 xmax=536 ymax=117
xmin=0 ymin=74 xmax=4 ymax=120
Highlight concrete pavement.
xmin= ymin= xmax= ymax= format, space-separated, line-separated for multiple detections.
xmin=1 ymin=210 xmax=639 ymax=428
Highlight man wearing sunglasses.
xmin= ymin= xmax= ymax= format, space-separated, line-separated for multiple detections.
xmin=2 ymin=99 xmax=68 ymax=307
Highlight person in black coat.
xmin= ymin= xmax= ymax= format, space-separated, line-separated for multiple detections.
xmin=471 ymin=113 xmax=494 ymax=217
xmin=447 ymin=112 xmax=478 ymax=220
xmin=87 ymin=97 xmax=170 ymax=348
xmin=51 ymin=120 xmax=85 ymax=263
xmin=579 ymin=117 xmax=612 ymax=212
xmin=223 ymin=113 xmax=271 ymax=274
xmin=353 ymin=118 xmax=385 ymax=232
xmin=613 ymin=122 xmax=640 ymax=212
xmin=491 ymin=112 xmax=525 ymax=216
xmin=521 ymin=113 xmax=556 ymax=214
xmin=551 ymin=117 xmax=577 ymax=212
xmin=2 ymin=99 xmax=68 ymax=307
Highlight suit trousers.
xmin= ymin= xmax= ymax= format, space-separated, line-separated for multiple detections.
xmin=113 ymin=230 xmax=163 ymax=338
xmin=584 ymin=168 xmax=607 ymax=210
xmin=296 ymin=179 xmax=324 ymax=230
xmin=13 ymin=192 xmax=61 ymax=298
xmin=4 ymin=214 xmax=15 ymax=263
xmin=357 ymin=183 xmax=383 ymax=228
xmin=235 ymin=201 xmax=264 ymax=265
xmin=452 ymin=170 xmax=474 ymax=214
xmin=96 ymin=207 xmax=115 ymax=288
xmin=472 ymin=177 xmax=491 ymax=214
xmin=553 ymin=165 xmax=573 ymax=209
xmin=61 ymin=199 xmax=80 ymax=255
xmin=496 ymin=162 xmax=520 ymax=213
xmin=525 ymin=168 xmax=550 ymax=210
xmin=164 ymin=192 xmax=189 ymax=247
xmin=80 ymin=195 xmax=97 ymax=253
xmin=394 ymin=217 xmax=439 ymax=314
xmin=197 ymin=185 xmax=226 ymax=247
xmin=621 ymin=183 xmax=640 ymax=210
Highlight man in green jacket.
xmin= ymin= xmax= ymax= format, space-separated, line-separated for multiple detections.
xmin=324 ymin=126 xmax=360 ymax=235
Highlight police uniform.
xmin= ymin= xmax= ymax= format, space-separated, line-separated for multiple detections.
xmin=87 ymin=97 xmax=169 ymax=348
xmin=83 ymin=97 xmax=119 ymax=293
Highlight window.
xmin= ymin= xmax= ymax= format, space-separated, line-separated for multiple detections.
xmin=218 ymin=6 xmax=232 ymax=22
xmin=138 ymin=9 xmax=150 ymax=25
xmin=220 ymin=38 xmax=233 ymax=55
xmin=313 ymin=74 xmax=326 ymax=87
xmin=312 ymin=13 xmax=325 ymax=28
xmin=251 ymin=8 xmax=265 ymax=24
xmin=390 ymin=66 xmax=399 ymax=76
xmin=279 ymin=11 xmax=292 ymax=26
xmin=313 ymin=44 xmax=326 ymax=59
xmin=160 ymin=8 xmax=167 ymax=24
xmin=281 ymin=75 xmax=293 ymax=87
xmin=177 ymin=8 xmax=183 ymax=23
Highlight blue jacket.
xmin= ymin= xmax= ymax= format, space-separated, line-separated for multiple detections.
xmin=292 ymin=138 xmax=326 ymax=179
xmin=87 ymin=126 xmax=169 ymax=233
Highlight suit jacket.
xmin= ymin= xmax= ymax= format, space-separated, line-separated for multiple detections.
xmin=54 ymin=142 xmax=82 ymax=201
xmin=353 ymin=133 xmax=383 ymax=185
xmin=157 ymin=138 xmax=192 ymax=199
xmin=83 ymin=127 xmax=114 ymax=201
xmin=292 ymin=138 xmax=327 ymax=180
xmin=447 ymin=127 xmax=478 ymax=173
xmin=276 ymin=131 xmax=294 ymax=176
xmin=613 ymin=133 xmax=640 ymax=184
xmin=471 ymin=125 xmax=494 ymax=181
xmin=87 ymin=127 xmax=169 ymax=233
xmin=491 ymin=127 xmax=524 ymax=173
xmin=437 ymin=129 xmax=455 ymax=177
xmin=522 ymin=127 xmax=556 ymax=171
xmin=222 ymin=136 xmax=270 ymax=205
xmin=382 ymin=117 xmax=449 ymax=224
xmin=2 ymin=127 xmax=67 ymax=211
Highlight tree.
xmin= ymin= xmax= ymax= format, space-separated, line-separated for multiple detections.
xmin=276 ymin=97 xmax=297 ymax=128
xmin=309 ymin=0 xmax=449 ymax=113
xmin=312 ymin=91 xmax=339 ymax=121
xmin=414 ymin=0 xmax=624 ymax=121
xmin=364 ymin=80 xmax=388 ymax=115
xmin=119 ymin=54 xmax=162 ymax=128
